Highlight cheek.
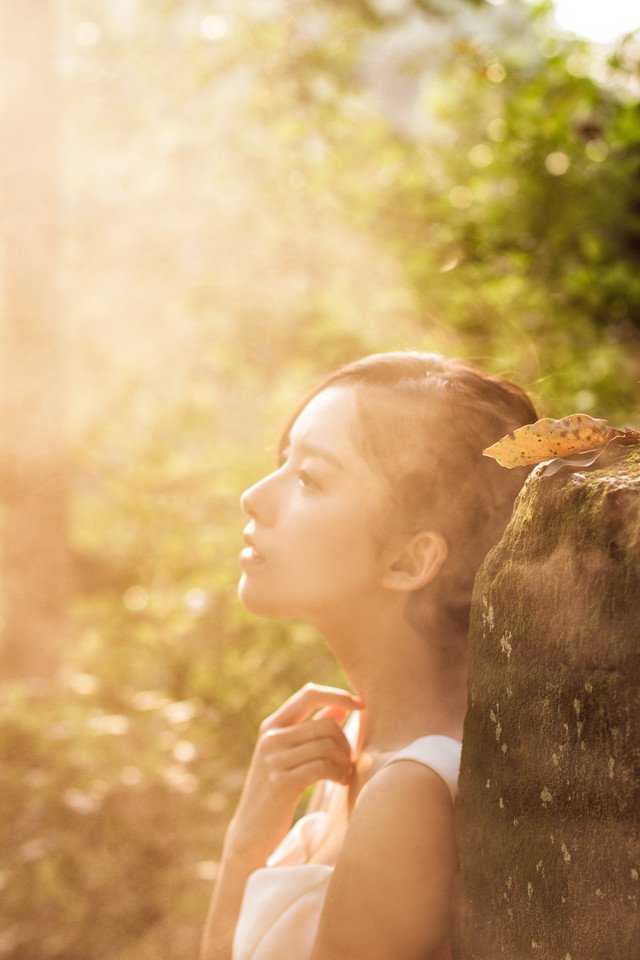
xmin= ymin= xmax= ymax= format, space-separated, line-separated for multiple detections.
xmin=292 ymin=504 xmax=383 ymax=587
xmin=238 ymin=487 xmax=390 ymax=617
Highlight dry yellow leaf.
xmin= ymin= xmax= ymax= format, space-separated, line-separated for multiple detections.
xmin=483 ymin=414 xmax=640 ymax=469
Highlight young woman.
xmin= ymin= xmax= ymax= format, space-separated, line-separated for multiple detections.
xmin=201 ymin=351 xmax=537 ymax=960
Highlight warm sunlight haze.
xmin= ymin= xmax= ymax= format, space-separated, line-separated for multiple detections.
xmin=2 ymin=1 xmax=640 ymax=958
xmin=553 ymin=0 xmax=640 ymax=42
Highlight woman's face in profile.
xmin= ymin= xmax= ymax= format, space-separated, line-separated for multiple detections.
xmin=238 ymin=385 xmax=392 ymax=625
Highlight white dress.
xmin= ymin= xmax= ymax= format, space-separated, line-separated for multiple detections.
xmin=232 ymin=717 xmax=462 ymax=960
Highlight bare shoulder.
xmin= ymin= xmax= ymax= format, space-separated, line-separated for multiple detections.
xmin=359 ymin=753 xmax=455 ymax=818
xmin=310 ymin=760 xmax=457 ymax=960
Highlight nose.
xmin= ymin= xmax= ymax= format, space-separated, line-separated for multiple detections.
xmin=239 ymin=471 xmax=277 ymax=523
xmin=239 ymin=483 xmax=256 ymax=516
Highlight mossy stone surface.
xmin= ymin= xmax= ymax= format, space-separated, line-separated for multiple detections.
xmin=454 ymin=445 xmax=640 ymax=960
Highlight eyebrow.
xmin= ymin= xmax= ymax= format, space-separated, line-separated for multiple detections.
xmin=280 ymin=439 xmax=345 ymax=471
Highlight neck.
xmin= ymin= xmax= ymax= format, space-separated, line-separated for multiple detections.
xmin=311 ymin=599 xmax=468 ymax=753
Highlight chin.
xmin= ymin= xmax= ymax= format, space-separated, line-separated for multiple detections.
xmin=237 ymin=577 xmax=290 ymax=618
xmin=237 ymin=576 xmax=323 ymax=622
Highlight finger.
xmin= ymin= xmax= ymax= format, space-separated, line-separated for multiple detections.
xmin=260 ymin=717 xmax=353 ymax=753
xmin=315 ymin=706 xmax=365 ymax=762
xmin=267 ymin=736 xmax=351 ymax=776
xmin=263 ymin=684 xmax=364 ymax=730
xmin=270 ymin=757 xmax=354 ymax=791
xmin=314 ymin=705 xmax=349 ymax=725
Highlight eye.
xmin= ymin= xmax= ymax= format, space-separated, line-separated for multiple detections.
xmin=297 ymin=469 xmax=319 ymax=490
xmin=276 ymin=450 xmax=321 ymax=490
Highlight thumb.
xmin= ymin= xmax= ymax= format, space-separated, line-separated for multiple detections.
xmin=314 ymin=705 xmax=350 ymax=725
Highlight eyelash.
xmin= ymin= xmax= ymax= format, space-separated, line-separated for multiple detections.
xmin=297 ymin=469 xmax=318 ymax=490
xmin=275 ymin=454 xmax=319 ymax=491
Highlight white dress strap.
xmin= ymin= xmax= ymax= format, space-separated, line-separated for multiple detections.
xmin=380 ymin=735 xmax=462 ymax=802
xmin=232 ymin=732 xmax=462 ymax=960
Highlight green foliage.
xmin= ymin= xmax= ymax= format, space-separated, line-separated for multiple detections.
xmin=1 ymin=682 xmax=227 ymax=959
xmin=356 ymin=8 xmax=640 ymax=417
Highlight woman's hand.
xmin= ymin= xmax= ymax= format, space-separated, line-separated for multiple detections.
xmin=226 ymin=683 xmax=365 ymax=864
xmin=201 ymin=685 xmax=363 ymax=960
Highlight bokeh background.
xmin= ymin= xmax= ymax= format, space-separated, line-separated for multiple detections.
xmin=1 ymin=1 xmax=639 ymax=957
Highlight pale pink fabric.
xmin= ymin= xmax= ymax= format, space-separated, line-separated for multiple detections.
xmin=232 ymin=724 xmax=462 ymax=960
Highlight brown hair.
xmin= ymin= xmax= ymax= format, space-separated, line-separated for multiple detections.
xmin=278 ymin=351 xmax=537 ymax=651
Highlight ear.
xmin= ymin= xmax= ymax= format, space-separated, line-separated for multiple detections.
xmin=381 ymin=530 xmax=449 ymax=593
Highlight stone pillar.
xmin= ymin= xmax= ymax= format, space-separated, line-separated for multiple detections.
xmin=455 ymin=445 xmax=640 ymax=960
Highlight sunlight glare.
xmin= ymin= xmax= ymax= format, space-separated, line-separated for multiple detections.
xmin=553 ymin=0 xmax=640 ymax=43
xmin=74 ymin=21 xmax=101 ymax=46
xmin=201 ymin=15 xmax=228 ymax=41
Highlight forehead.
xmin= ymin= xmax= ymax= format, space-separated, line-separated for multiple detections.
xmin=288 ymin=386 xmax=366 ymax=458
xmin=288 ymin=385 xmax=402 ymax=542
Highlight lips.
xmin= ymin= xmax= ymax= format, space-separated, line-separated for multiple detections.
xmin=244 ymin=530 xmax=264 ymax=560
xmin=242 ymin=529 xmax=265 ymax=561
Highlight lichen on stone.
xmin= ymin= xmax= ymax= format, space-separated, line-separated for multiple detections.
xmin=455 ymin=444 xmax=640 ymax=960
